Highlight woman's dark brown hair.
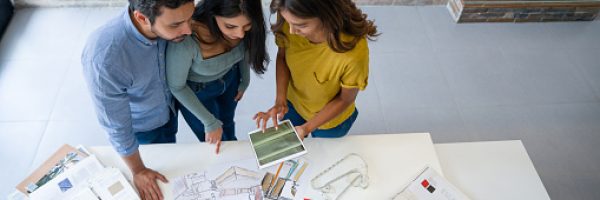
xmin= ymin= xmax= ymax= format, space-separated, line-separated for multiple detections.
xmin=193 ymin=0 xmax=268 ymax=74
xmin=270 ymin=0 xmax=379 ymax=53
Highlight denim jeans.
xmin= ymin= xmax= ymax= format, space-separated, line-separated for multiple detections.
xmin=179 ymin=64 xmax=240 ymax=142
xmin=283 ymin=101 xmax=358 ymax=138
xmin=135 ymin=110 xmax=178 ymax=144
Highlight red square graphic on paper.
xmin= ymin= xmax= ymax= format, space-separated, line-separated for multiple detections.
xmin=421 ymin=179 xmax=429 ymax=188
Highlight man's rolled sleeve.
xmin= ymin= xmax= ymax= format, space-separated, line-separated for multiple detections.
xmin=109 ymin=132 xmax=139 ymax=156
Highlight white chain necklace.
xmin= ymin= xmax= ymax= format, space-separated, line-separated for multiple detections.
xmin=310 ymin=153 xmax=369 ymax=200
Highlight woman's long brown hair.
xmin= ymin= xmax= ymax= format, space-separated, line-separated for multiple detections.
xmin=193 ymin=0 xmax=269 ymax=74
xmin=270 ymin=0 xmax=379 ymax=53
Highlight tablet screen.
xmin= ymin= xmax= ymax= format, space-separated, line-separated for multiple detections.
xmin=248 ymin=120 xmax=307 ymax=168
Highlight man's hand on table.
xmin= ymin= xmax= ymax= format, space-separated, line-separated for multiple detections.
xmin=133 ymin=167 xmax=168 ymax=200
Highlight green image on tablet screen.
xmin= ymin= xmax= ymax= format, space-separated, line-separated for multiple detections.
xmin=249 ymin=121 xmax=305 ymax=166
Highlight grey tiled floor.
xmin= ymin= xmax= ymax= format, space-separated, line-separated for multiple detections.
xmin=1 ymin=6 xmax=599 ymax=199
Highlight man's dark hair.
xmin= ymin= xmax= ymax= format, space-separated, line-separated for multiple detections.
xmin=129 ymin=0 xmax=194 ymax=24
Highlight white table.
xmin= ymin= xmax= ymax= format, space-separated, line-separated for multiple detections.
xmin=89 ymin=134 xmax=551 ymax=200
xmin=435 ymin=140 xmax=550 ymax=200
xmin=91 ymin=133 xmax=443 ymax=199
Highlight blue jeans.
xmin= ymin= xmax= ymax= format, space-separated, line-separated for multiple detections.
xmin=180 ymin=64 xmax=240 ymax=142
xmin=283 ymin=101 xmax=358 ymax=138
xmin=135 ymin=110 xmax=178 ymax=144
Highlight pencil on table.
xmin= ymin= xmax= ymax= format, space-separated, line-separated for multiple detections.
xmin=271 ymin=162 xmax=284 ymax=187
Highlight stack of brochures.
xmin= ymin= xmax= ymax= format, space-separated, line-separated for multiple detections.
xmin=12 ymin=144 xmax=139 ymax=200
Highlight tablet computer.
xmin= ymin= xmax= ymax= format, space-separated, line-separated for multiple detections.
xmin=248 ymin=120 xmax=307 ymax=169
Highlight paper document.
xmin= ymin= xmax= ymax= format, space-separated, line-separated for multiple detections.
xmin=29 ymin=155 xmax=104 ymax=200
xmin=172 ymin=159 xmax=265 ymax=200
xmin=17 ymin=144 xmax=88 ymax=194
xmin=22 ymin=145 xmax=139 ymax=200
xmin=88 ymin=168 xmax=140 ymax=200
xmin=394 ymin=166 xmax=470 ymax=200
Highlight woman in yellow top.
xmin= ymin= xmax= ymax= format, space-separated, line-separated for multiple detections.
xmin=254 ymin=0 xmax=379 ymax=139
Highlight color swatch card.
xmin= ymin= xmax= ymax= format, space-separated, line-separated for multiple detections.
xmin=394 ymin=166 xmax=470 ymax=200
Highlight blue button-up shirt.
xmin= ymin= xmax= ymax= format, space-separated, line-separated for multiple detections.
xmin=81 ymin=8 xmax=173 ymax=156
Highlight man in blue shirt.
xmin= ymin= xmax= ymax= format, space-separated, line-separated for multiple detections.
xmin=81 ymin=0 xmax=194 ymax=199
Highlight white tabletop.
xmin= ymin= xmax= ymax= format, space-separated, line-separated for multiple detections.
xmin=90 ymin=133 xmax=442 ymax=199
xmin=435 ymin=140 xmax=550 ymax=200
